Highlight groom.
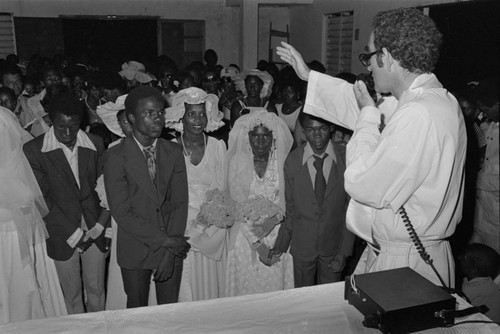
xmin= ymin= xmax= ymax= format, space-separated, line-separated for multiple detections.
xmin=104 ymin=86 xmax=190 ymax=307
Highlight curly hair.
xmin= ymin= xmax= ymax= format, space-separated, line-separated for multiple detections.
xmin=372 ymin=8 xmax=442 ymax=73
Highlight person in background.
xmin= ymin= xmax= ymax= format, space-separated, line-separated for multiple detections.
xmin=1 ymin=66 xmax=30 ymax=126
xmin=271 ymin=112 xmax=354 ymax=287
xmin=231 ymin=69 xmax=276 ymax=126
xmin=201 ymin=69 xmax=220 ymax=95
xmin=203 ymin=49 xmax=221 ymax=73
xmin=471 ymin=77 xmax=499 ymax=254
xmin=23 ymin=92 xmax=109 ymax=314
xmin=459 ymin=243 xmax=500 ymax=323
xmin=218 ymin=66 xmax=240 ymax=123
xmin=165 ymin=87 xmax=227 ymax=301
xmin=277 ymin=7 xmax=466 ymax=288
xmin=118 ymin=61 xmax=154 ymax=92
xmin=275 ymin=80 xmax=302 ymax=133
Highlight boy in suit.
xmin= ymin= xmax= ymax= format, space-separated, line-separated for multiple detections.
xmin=270 ymin=112 xmax=354 ymax=287
xmin=104 ymin=86 xmax=190 ymax=308
xmin=23 ymin=92 xmax=109 ymax=314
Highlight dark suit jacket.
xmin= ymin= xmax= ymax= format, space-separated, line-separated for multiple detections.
xmin=274 ymin=141 xmax=355 ymax=261
xmin=103 ymin=136 xmax=188 ymax=270
xmin=23 ymin=132 xmax=107 ymax=261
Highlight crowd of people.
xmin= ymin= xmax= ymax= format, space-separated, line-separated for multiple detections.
xmin=0 ymin=6 xmax=498 ymax=326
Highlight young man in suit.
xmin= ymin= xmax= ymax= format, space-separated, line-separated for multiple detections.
xmin=270 ymin=112 xmax=354 ymax=287
xmin=104 ymin=86 xmax=190 ymax=308
xmin=23 ymin=92 xmax=109 ymax=314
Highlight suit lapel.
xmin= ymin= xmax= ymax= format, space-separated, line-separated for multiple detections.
xmin=124 ymin=137 xmax=159 ymax=202
xmin=46 ymin=149 xmax=80 ymax=193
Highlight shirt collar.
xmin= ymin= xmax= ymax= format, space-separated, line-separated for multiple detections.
xmin=302 ymin=140 xmax=336 ymax=165
xmin=133 ymin=134 xmax=158 ymax=151
xmin=41 ymin=126 xmax=96 ymax=153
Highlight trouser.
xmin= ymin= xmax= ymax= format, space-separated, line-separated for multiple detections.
xmin=121 ymin=258 xmax=183 ymax=308
xmin=292 ymin=255 xmax=342 ymax=288
xmin=53 ymin=244 xmax=106 ymax=314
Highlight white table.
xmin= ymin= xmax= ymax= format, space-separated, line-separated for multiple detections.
xmin=1 ymin=282 xmax=498 ymax=333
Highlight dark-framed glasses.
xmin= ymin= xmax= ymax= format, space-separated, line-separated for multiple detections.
xmin=359 ymin=50 xmax=378 ymax=67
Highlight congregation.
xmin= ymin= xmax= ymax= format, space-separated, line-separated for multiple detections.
xmin=0 ymin=6 xmax=499 ymax=326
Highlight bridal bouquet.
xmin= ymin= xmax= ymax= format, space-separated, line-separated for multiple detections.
xmin=236 ymin=195 xmax=284 ymax=245
xmin=236 ymin=195 xmax=284 ymax=225
xmin=196 ymin=189 xmax=237 ymax=229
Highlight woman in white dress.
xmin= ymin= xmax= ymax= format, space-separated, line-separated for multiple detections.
xmin=165 ymin=87 xmax=228 ymax=301
xmin=0 ymin=106 xmax=66 ymax=323
xmin=225 ymin=109 xmax=294 ymax=297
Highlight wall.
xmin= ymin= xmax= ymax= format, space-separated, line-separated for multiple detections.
xmin=0 ymin=0 xmax=240 ymax=67
xmin=258 ymin=5 xmax=290 ymax=63
xmin=289 ymin=0 xmax=471 ymax=75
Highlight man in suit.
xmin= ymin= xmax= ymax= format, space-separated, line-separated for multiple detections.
xmin=104 ymin=86 xmax=190 ymax=308
xmin=270 ymin=112 xmax=355 ymax=287
xmin=23 ymin=92 xmax=109 ymax=314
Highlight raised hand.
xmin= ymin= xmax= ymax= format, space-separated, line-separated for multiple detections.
xmin=353 ymin=80 xmax=376 ymax=110
xmin=276 ymin=42 xmax=310 ymax=81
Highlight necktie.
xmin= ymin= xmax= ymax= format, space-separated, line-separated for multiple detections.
xmin=313 ymin=154 xmax=328 ymax=206
xmin=143 ymin=146 xmax=156 ymax=186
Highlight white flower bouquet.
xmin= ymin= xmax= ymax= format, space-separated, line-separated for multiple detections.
xmin=196 ymin=189 xmax=237 ymax=229
xmin=236 ymin=195 xmax=284 ymax=244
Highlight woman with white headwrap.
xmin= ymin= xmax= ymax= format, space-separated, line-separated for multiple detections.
xmin=0 ymin=106 xmax=66 ymax=323
xmin=165 ymin=87 xmax=228 ymax=301
xmin=225 ymin=109 xmax=294 ymax=296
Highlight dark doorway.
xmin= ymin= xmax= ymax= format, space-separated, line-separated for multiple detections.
xmin=62 ymin=16 xmax=158 ymax=71
xmin=422 ymin=0 xmax=500 ymax=90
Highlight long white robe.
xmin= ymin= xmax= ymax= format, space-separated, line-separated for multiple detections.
xmin=304 ymin=71 xmax=467 ymax=287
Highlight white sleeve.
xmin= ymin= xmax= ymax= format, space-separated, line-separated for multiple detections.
xmin=303 ymin=70 xmax=360 ymax=130
xmin=345 ymin=102 xmax=435 ymax=213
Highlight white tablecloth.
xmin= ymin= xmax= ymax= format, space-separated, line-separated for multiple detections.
xmin=1 ymin=282 xmax=498 ymax=333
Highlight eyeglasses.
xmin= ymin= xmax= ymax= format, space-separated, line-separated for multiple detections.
xmin=359 ymin=50 xmax=378 ymax=67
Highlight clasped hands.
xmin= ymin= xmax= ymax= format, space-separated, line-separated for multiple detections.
xmin=75 ymin=223 xmax=107 ymax=253
xmin=154 ymin=235 xmax=191 ymax=282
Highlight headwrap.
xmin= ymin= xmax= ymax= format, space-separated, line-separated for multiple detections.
xmin=96 ymin=94 xmax=127 ymax=137
xmin=118 ymin=61 xmax=154 ymax=84
xmin=235 ymin=69 xmax=274 ymax=99
xmin=164 ymin=87 xmax=224 ymax=133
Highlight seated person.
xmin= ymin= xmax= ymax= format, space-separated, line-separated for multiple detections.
xmin=459 ymin=243 xmax=500 ymax=323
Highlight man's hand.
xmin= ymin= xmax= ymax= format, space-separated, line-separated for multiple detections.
xmin=328 ymin=254 xmax=347 ymax=273
xmin=154 ymin=252 xmax=175 ymax=282
xmin=250 ymin=216 xmax=279 ymax=240
xmin=86 ymin=223 xmax=105 ymax=240
xmin=261 ymin=248 xmax=282 ymax=267
xmin=75 ymin=234 xmax=93 ymax=253
xmin=276 ymin=42 xmax=310 ymax=81
xmin=353 ymin=80 xmax=376 ymax=110
xmin=162 ymin=235 xmax=191 ymax=258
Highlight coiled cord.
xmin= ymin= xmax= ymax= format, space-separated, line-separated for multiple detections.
xmin=399 ymin=206 xmax=448 ymax=288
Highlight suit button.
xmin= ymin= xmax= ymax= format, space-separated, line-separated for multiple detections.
xmin=160 ymin=227 xmax=165 ymax=231
xmin=156 ymin=208 xmax=160 ymax=213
